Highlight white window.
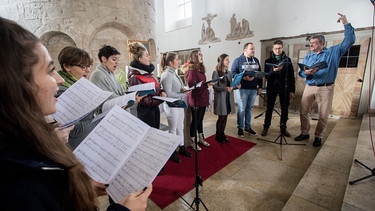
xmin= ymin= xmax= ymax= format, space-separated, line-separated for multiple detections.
xmin=164 ymin=0 xmax=192 ymax=32
xmin=177 ymin=0 xmax=192 ymax=20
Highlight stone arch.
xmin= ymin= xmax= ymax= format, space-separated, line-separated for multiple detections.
xmin=40 ymin=31 xmax=76 ymax=68
xmin=88 ymin=22 xmax=135 ymax=71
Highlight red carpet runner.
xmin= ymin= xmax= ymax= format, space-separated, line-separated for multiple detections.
xmin=149 ymin=135 xmax=256 ymax=209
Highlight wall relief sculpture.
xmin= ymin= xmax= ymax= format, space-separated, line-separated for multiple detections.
xmin=226 ymin=13 xmax=254 ymax=40
xmin=198 ymin=13 xmax=221 ymax=45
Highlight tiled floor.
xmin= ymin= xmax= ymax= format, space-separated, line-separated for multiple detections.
xmin=98 ymin=106 xmax=374 ymax=211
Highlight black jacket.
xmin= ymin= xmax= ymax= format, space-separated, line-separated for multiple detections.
xmin=0 ymin=145 xmax=129 ymax=211
xmin=0 ymin=146 xmax=74 ymax=210
xmin=264 ymin=52 xmax=295 ymax=94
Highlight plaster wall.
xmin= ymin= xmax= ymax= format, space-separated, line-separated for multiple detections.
xmin=156 ymin=0 xmax=375 ymax=112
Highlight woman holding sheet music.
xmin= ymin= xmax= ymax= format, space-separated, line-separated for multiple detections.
xmin=128 ymin=42 xmax=166 ymax=129
xmin=160 ymin=52 xmax=192 ymax=163
xmin=185 ymin=50 xmax=211 ymax=151
xmin=212 ymin=54 xmax=238 ymax=143
xmin=0 ymin=17 xmax=151 ymax=211
xmin=55 ymin=46 xmax=101 ymax=150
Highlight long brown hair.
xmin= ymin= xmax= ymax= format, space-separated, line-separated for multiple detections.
xmin=215 ymin=54 xmax=229 ymax=77
xmin=0 ymin=17 xmax=96 ymax=210
xmin=188 ymin=50 xmax=206 ymax=74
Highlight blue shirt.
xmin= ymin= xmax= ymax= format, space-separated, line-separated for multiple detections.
xmin=298 ymin=23 xmax=356 ymax=85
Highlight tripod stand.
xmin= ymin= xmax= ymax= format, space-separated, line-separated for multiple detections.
xmin=176 ymin=81 xmax=208 ymax=211
xmin=349 ymin=159 xmax=375 ymax=185
xmin=257 ymin=57 xmax=305 ymax=160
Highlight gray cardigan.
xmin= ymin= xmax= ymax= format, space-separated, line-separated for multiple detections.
xmin=90 ymin=63 xmax=124 ymax=99
xmin=212 ymin=70 xmax=235 ymax=115
xmin=160 ymin=66 xmax=186 ymax=100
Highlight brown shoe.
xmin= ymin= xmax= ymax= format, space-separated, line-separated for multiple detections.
xmin=282 ymin=130 xmax=291 ymax=137
xmin=261 ymin=128 xmax=268 ymax=136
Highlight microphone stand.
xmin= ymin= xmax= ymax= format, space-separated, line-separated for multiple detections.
xmin=257 ymin=58 xmax=305 ymax=160
xmin=348 ymin=0 xmax=375 ymax=184
xmin=175 ymin=81 xmax=208 ymax=211
xmin=349 ymin=159 xmax=375 ymax=185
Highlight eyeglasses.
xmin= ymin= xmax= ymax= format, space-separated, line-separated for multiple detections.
xmin=73 ymin=64 xmax=91 ymax=70
xmin=309 ymin=41 xmax=321 ymax=45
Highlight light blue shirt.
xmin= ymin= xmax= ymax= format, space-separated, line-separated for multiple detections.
xmin=299 ymin=23 xmax=355 ymax=85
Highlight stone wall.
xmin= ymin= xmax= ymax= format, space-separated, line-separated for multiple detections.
xmin=0 ymin=0 xmax=156 ymax=72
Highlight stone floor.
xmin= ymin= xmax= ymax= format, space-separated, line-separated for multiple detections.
xmin=98 ymin=106 xmax=375 ymax=211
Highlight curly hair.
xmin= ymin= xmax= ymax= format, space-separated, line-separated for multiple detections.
xmin=98 ymin=44 xmax=120 ymax=62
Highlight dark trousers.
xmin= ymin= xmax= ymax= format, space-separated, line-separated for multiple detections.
xmin=137 ymin=104 xmax=160 ymax=129
xmin=216 ymin=115 xmax=228 ymax=134
xmin=190 ymin=106 xmax=206 ymax=137
xmin=264 ymin=90 xmax=289 ymax=130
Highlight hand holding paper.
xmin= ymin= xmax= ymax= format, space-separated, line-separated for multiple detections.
xmin=52 ymin=78 xmax=112 ymax=127
xmin=73 ymin=106 xmax=181 ymax=202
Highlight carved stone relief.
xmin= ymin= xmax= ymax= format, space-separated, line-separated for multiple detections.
xmin=226 ymin=13 xmax=254 ymax=40
xmin=198 ymin=13 xmax=221 ymax=45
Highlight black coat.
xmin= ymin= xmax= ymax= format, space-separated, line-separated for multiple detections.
xmin=264 ymin=52 xmax=295 ymax=94
xmin=0 ymin=146 xmax=74 ymax=210
xmin=0 ymin=145 xmax=129 ymax=211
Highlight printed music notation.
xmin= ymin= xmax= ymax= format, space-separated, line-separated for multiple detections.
xmin=73 ymin=106 xmax=181 ymax=202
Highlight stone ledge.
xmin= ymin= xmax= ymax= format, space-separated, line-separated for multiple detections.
xmin=342 ymin=114 xmax=375 ymax=211
xmin=283 ymin=117 xmax=362 ymax=210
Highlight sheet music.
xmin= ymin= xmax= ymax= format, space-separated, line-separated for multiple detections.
xmin=73 ymin=105 xmax=181 ymax=202
xmin=52 ymin=78 xmax=112 ymax=126
xmin=152 ymin=96 xmax=178 ymax=103
xmin=102 ymin=92 xmax=137 ymax=112
xmin=73 ymin=106 xmax=149 ymax=183
xmin=180 ymin=81 xmax=203 ymax=92
xmin=128 ymin=82 xmax=155 ymax=92
xmin=108 ymin=128 xmax=181 ymax=202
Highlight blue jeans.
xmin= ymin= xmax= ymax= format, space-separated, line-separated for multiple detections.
xmin=236 ymin=89 xmax=257 ymax=129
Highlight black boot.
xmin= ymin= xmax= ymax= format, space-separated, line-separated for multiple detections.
xmin=215 ymin=132 xmax=224 ymax=143
xmin=221 ymin=132 xmax=230 ymax=142
xmin=179 ymin=145 xmax=192 ymax=157
xmin=170 ymin=151 xmax=181 ymax=163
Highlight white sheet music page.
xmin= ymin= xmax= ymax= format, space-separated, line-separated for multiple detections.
xmin=127 ymin=82 xmax=155 ymax=92
xmin=73 ymin=106 xmax=149 ymax=183
xmin=108 ymin=126 xmax=181 ymax=202
xmin=102 ymin=91 xmax=137 ymax=112
xmin=152 ymin=96 xmax=178 ymax=102
xmin=52 ymin=78 xmax=112 ymax=126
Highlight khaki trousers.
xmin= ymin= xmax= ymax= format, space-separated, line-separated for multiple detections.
xmin=300 ymin=84 xmax=334 ymax=138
